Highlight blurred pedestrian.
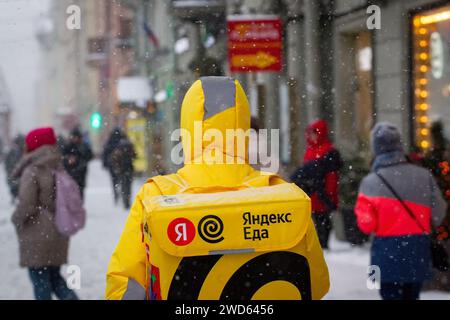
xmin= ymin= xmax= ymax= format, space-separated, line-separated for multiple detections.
xmin=422 ymin=121 xmax=450 ymax=240
xmin=290 ymin=119 xmax=343 ymax=249
xmin=109 ymin=134 xmax=136 ymax=209
xmin=102 ymin=127 xmax=124 ymax=204
xmin=355 ymin=122 xmax=447 ymax=300
xmin=62 ymin=127 xmax=93 ymax=199
xmin=4 ymin=134 xmax=25 ymax=203
xmin=423 ymin=121 xmax=448 ymax=171
xmin=11 ymin=127 xmax=78 ymax=300
xmin=56 ymin=134 xmax=66 ymax=152
xmin=421 ymin=121 xmax=450 ymax=289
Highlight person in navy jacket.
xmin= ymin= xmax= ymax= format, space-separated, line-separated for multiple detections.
xmin=355 ymin=122 xmax=447 ymax=300
xmin=291 ymin=119 xmax=343 ymax=249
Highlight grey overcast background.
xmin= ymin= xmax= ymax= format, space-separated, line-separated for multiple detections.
xmin=0 ymin=0 xmax=50 ymax=135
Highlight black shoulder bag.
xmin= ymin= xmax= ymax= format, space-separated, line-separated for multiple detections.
xmin=376 ymin=172 xmax=449 ymax=272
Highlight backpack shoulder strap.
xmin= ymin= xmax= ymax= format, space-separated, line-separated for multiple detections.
xmin=149 ymin=171 xmax=280 ymax=195
xmin=148 ymin=174 xmax=190 ymax=195
xmin=375 ymin=171 xmax=427 ymax=233
xmin=242 ymin=171 xmax=280 ymax=187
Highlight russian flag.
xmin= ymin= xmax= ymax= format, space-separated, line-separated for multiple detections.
xmin=143 ymin=22 xmax=160 ymax=49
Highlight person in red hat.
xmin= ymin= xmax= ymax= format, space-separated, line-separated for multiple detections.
xmin=11 ymin=127 xmax=79 ymax=300
xmin=24 ymin=127 xmax=57 ymax=152
xmin=290 ymin=119 xmax=343 ymax=249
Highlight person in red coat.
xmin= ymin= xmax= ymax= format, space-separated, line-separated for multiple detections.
xmin=291 ymin=119 xmax=342 ymax=249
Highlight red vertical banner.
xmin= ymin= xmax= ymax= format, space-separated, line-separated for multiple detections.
xmin=227 ymin=15 xmax=282 ymax=73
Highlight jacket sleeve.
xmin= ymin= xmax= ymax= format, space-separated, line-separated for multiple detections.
xmin=11 ymin=167 xmax=38 ymax=229
xmin=429 ymin=173 xmax=447 ymax=228
xmin=323 ymin=150 xmax=342 ymax=210
xmin=354 ymin=180 xmax=377 ymax=235
xmin=105 ymin=182 xmax=161 ymax=300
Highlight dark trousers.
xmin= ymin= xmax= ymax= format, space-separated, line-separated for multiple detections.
xmin=78 ymin=182 xmax=86 ymax=200
xmin=111 ymin=170 xmax=132 ymax=209
xmin=28 ymin=266 xmax=79 ymax=300
xmin=110 ymin=170 xmax=120 ymax=203
xmin=120 ymin=173 xmax=133 ymax=209
xmin=312 ymin=212 xmax=332 ymax=249
xmin=380 ymin=282 xmax=422 ymax=300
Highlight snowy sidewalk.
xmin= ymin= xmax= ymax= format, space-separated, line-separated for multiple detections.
xmin=1 ymin=160 xmax=449 ymax=300
xmin=324 ymin=234 xmax=450 ymax=300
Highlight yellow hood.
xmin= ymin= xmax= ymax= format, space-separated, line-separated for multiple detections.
xmin=180 ymin=76 xmax=251 ymax=164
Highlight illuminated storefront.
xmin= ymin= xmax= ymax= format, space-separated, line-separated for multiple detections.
xmin=412 ymin=5 xmax=450 ymax=151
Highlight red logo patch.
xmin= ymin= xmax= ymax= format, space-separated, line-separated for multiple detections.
xmin=167 ymin=218 xmax=196 ymax=246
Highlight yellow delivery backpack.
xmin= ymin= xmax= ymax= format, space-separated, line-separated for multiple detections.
xmin=141 ymin=173 xmax=329 ymax=300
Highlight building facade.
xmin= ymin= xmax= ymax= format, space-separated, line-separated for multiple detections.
xmin=150 ymin=0 xmax=450 ymax=172
xmin=37 ymin=0 xmax=142 ymax=155
xmin=36 ymin=0 xmax=99 ymax=148
xmin=333 ymin=0 xmax=450 ymax=161
xmin=36 ymin=0 xmax=450 ymax=173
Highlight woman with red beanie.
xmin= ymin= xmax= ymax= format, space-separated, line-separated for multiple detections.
xmin=11 ymin=127 xmax=78 ymax=300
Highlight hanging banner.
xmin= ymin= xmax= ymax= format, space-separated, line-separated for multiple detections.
xmin=227 ymin=15 xmax=282 ymax=73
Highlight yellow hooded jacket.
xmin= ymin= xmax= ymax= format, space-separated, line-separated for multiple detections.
xmin=105 ymin=77 xmax=329 ymax=300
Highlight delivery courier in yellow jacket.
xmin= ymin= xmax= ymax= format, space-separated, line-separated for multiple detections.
xmin=106 ymin=76 xmax=329 ymax=300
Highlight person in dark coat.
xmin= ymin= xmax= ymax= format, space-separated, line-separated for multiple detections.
xmin=421 ymin=121 xmax=450 ymax=290
xmin=355 ymin=122 xmax=446 ymax=300
xmin=4 ymin=134 xmax=25 ymax=203
xmin=423 ymin=121 xmax=448 ymax=171
xmin=56 ymin=134 xmax=66 ymax=152
xmin=422 ymin=121 xmax=450 ymax=241
xmin=102 ymin=127 xmax=125 ymax=204
xmin=109 ymin=135 xmax=136 ymax=209
xmin=290 ymin=119 xmax=343 ymax=249
xmin=62 ymin=128 xmax=93 ymax=199
xmin=11 ymin=127 xmax=78 ymax=300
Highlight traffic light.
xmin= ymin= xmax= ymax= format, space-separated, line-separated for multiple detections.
xmin=90 ymin=112 xmax=102 ymax=129
xmin=166 ymin=80 xmax=174 ymax=99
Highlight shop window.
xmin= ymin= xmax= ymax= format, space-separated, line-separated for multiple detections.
xmin=412 ymin=6 xmax=450 ymax=151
